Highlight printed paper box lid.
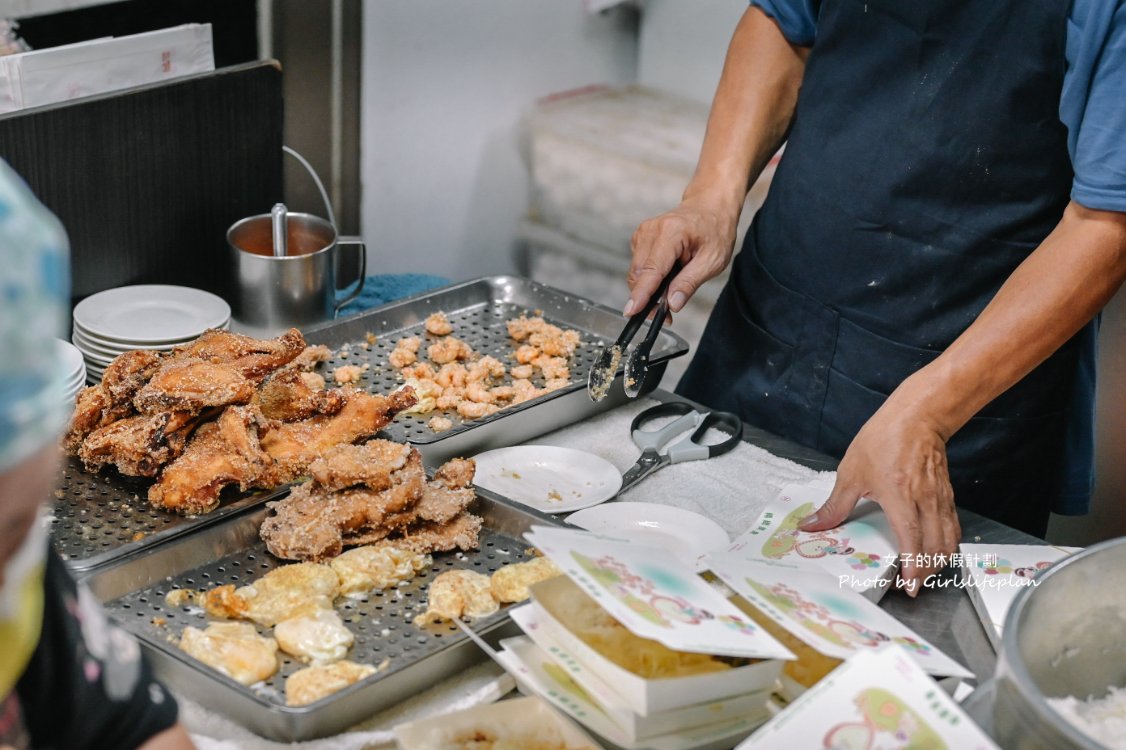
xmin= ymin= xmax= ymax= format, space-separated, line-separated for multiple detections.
xmin=497 ymin=631 xmax=771 ymax=750
xmin=707 ymin=554 xmax=973 ymax=680
xmin=525 ymin=525 xmax=794 ymax=660
xmin=735 ymin=645 xmax=1000 ymax=750
xmin=959 ymin=542 xmax=1082 ymax=649
xmin=728 ymin=480 xmax=899 ymax=601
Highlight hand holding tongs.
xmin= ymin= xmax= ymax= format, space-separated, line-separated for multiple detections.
xmin=587 ymin=264 xmax=679 ymax=402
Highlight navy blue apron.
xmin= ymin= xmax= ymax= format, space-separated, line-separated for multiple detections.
xmin=678 ymin=0 xmax=1085 ymax=536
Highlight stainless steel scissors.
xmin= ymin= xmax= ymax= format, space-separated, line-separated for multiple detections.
xmin=619 ymin=401 xmax=744 ymax=495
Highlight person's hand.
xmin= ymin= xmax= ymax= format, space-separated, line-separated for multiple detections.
xmin=798 ymin=397 xmax=962 ymax=597
xmin=624 ymin=195 xmax=739 ymax=317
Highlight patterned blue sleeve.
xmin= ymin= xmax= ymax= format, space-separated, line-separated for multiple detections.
xmin=1063 ymin=0 xmax=1126 ymax=212
xmin=750 ymin=0 xmax=820 ymax=46
xmin=0 ymin=159 xmax=70 ymax=471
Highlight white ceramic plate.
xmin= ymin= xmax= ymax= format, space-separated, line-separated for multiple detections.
xmin=71 ymin=327 xmax=175 ymax=357
xmin=72 ymin=317 xmax=228 ymax=349
xmin=566 ymin=501 xmax=730 ymax=572
xmin=473 ymin=445 xmax=622 ymax=514
xmin=73 ymin=285 xmax=230 ymax=344
xmin=55 ymin=338 xmax=86 ymax=377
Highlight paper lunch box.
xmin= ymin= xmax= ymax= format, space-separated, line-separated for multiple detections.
xmin=707 ymin=554 xmax=972 ymax=698
xmin=393 ymin=694 xmax=604 ymax=750
xmin=727 ymin=480 xmax=899 ymax=602
xmin=497 ymin=632 xmax=772 ymax=750
xmin=734 ymin=645 xmax=999 ymax=749
xmin=505 ymin=608 xmax=772 ymax=741
xmin=522 ymin=526 xmax=794 ymax=715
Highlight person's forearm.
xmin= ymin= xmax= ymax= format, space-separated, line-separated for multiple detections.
xmin=682 ymin=6 xmax=808 ymax=216
xmin=892 ymin=202 xmax=1126 ymax=438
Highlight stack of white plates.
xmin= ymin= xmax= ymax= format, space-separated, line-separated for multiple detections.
xmin=71 ymin=285 xmax=230 ymax=383
xmin=57 ymin=338 xmax=87 ymax=404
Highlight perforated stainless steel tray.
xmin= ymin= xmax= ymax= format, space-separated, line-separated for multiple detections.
xmin=52 ymin=457 xmax=286 ymax=572
xmin=84 ymin=490 xmax=561 ymax=742
xmin=300 ymin=275 xmax=688 ymax=466
xmin=51 ymin=275 xmax=687 ymax=572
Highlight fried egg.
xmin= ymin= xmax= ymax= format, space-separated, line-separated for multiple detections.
xmin=179 ymin=622 xmax=278 ymax=686
xmin=275 ymin=607 xmax=354 ymax=666
xmin=330 ymin=543 xmax=431 ymax=599
xmin=413 ymin=569 xmax=498 ymax=626
xmin=285 ymin=660 xmax=381 ymax=706
xmin=490 ymin=557 xmax=562 ymax=604
xmin=201 ymin=562 xmax=340 ymax=627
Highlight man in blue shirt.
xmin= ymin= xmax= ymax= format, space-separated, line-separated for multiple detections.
xmin=625 ymin=1 xmax=1126 ymax=594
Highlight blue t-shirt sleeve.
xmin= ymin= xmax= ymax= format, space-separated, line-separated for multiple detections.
xmin=1063 ymin=0 xmax=1126 ymax=213
xmin=750 ymin=0 xmax=820 ymax=46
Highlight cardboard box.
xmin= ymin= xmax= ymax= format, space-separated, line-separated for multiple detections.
xmin=0 ymin=24 xmax=214 ymax=114
xmin=521 ymin=525 xmax=793 ymax=715
xmin=521 ymin=575 xmax=786 ymax=716
xmin=735 ymin=646 xmax=998 ymax=749
xmin=727 ymin=479 xmax=899 ymax=602
xmin=706 ymin=554 xmax=973 ymax=700
xmin=506 ymin=611 xmax=772 ymax=740
xmin=497 ymin=633 xmax=771 ymax=750
xmin=959 ymin=543 xmax=1081 ymax=650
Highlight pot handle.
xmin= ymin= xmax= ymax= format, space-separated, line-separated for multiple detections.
xmin=334 ymin=236 xmax=367 ymax=314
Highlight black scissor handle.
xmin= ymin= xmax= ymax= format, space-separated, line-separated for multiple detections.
xmin=629 ymin=401 xmax=696 ymax=433
xmin=689 ymin=410 xmax=743 ymax=458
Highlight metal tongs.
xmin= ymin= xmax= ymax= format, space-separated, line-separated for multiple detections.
xmin=587 ymin=264 xmax=679 ymax=402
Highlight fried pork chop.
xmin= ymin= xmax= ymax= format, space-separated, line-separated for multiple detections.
xmin=77 ymin=410 xmax=204 ymax=477
xmin=257 ymin=368 xmax=345 ymax=422
xmin=260 ymin=440 xmax=482 ymax=562
xmin=308 ymin=440 xmax=413 ymax=492
xmin=62 ymin=326 xmax=419 ymax=520
xmin=167 ymin=327 xmax=306 ymax=383
xmin=133 ymin=358 xmax=255 ymax=414
xmin=261 ymin=386 xmax=418 ymax=484
xmin=64 ymin=350 xmax=163 ymax=452
xmin=394 ymin=512 xmax=483 ymax=555
xmin=148 ymin=404 xmax=274 ymax=515
xmin=260 ymin=447 xmax=427 ymax=561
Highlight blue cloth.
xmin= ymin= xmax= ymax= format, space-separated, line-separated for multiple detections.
xmin=752 ymin=0 xmax=1126 ymax=214
xmin=337 ymin=273 xmax=450 ymax=317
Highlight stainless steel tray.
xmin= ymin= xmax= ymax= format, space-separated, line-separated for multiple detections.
xmin=300 ymin=275 xmax=689 ymax=467
xmin=52 ymin=275 xmax=686 ymax=572
xmin=85 ymin=490 xmax=562 ymax=742
xmin=52 ymin=456 xmax=287 ymax=573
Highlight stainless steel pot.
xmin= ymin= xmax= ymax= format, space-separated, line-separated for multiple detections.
xmin=994 ymin=536 xmax=1126 ymax=749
